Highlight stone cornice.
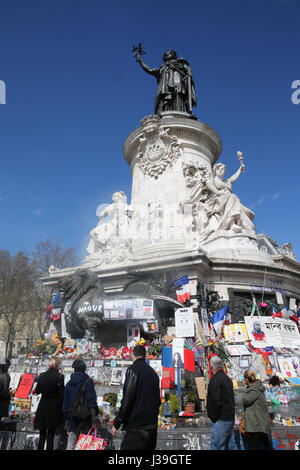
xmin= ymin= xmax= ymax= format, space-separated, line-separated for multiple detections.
xmin=123 ymin=115 xmax=223 ymax=167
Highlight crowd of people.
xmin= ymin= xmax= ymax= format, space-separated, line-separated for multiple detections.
xmin=0 ymin=347 xmax=278 ymax=451
xmin=0 ymin=345 xmax=161 ymax=451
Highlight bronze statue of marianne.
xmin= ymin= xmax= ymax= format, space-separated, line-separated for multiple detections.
xmin=133 ymin=44 xmax=197 ymax=116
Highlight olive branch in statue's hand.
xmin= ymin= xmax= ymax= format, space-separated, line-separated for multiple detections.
xmin=132 ymin=43 xmax=145 ymax=61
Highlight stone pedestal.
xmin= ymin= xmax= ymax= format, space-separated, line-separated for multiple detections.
xmin=123 ymin=113 xmax=222 ymax=206
xmin=122 ymin=113 xmax=223 ymax=256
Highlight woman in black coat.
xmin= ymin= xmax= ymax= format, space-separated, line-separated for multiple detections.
xmin=34 ymin=357 xmax=64 ymax=450
xmin=0 ymin=360 xmax=11 ymax=419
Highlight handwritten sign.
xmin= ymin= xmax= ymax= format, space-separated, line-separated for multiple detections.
xmin=175 ymin=307 xmax=194 ymax=338
xmin=15 ymin=373 xmax=35 ymax=399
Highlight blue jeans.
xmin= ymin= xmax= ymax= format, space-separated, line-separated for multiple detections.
xmin=211 ymin=420 xmax=238 ymax=450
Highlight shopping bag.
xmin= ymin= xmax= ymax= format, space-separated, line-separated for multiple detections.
xmin=74 ymin=428 xmax=107 ymax=450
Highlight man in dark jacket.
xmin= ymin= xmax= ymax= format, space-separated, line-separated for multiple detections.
xmin=206 ymin=355 xmax=237 ymax=450
xmin=111 ymin=345 xmax=161 ymax=450
xmin=63 ymin=359 xmax=98 ymax=450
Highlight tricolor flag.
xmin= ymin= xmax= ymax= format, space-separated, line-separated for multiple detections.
xmin=174 ymin=275 xmax=191 ymax=304
xmin=211 ymin=305 xmax=229 ymax=335
xmin=52 ymin=292 xmax=61 ymax=304
xmin=272 ymin=304 xmax=282 ymax=319
xmin=271 ymin=305 xmax=278 ymax=314
xmin=281 ymin=306 xmax=296 ymax=320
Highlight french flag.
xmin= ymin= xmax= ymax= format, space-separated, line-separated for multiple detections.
xmin=52 ymin=292 xmax=60 ymax=304
xmin=211 ymin=305 xmax=229 ymax=335
xmin=174 ymin=275 xmax=191 ymax=304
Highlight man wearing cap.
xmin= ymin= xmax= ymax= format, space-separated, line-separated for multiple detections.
xmin=111 ymin=345 xmax=161 ymax=450
xmin=63 ymin=359 xmax=98 ymax=450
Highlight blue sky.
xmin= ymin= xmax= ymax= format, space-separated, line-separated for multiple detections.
xmin=0 ymin=0 xmax=299 ymax=263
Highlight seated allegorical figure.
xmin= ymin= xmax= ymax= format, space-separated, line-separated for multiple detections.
xmin=185 ymin=160 xmax=256 ymax=240
xmin=87 ymin=191 xmax=133 ymax=255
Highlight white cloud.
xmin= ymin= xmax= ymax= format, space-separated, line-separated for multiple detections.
xmin=249 ymin=192 xmax=283 ymax=209
xmin=33 ymin=209 xmax=43 ymax=217
xmin=249 ymin=194 xmax=268 ymax=209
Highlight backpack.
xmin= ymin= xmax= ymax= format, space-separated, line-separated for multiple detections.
xmin=69 ymin=378 xmax=91 ymax=421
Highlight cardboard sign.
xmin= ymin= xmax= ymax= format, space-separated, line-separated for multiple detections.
xmin=15 ymin=373 xmax=35 ymax=399
xmin=195 ymin=377 xmax=206 ymax=400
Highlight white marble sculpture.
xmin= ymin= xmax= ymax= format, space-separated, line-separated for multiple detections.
xmin=86 ymin=191 xmax=133 ymax=261
xmin=184 ymin=155 xmax=256 ymax=242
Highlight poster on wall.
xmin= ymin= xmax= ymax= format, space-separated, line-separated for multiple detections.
xmin=142 ymin=320 xmax=158 ymax=333
xmin=149 ymin=360 xmax=162 ymax=378
xmin=244 ymin=316 xmax=300 ymax=348
xmin=278 ymin=356 xmax=300 ymax=378
xmin=132 ymin=299 xmax=154 ymax=319
xmin=111 ymin=368 xmax=123 ymax=385
xmin=30 ymin=394 xmax=41 ymax=414
xmin=10 ymin=372 xmax=21 ymax=391
xmin=127 ymin=324 xmax=140 ymax=347
xmin=15 ymin=373 xmax=35 ymax=399
xmin=175 ymin=307 xmax=194 ymax=338
xmin=227 ymin=344 xmax=251 ymax=356
xmin=201 ymin=307 xmax=210 ymax=337
xmin=161 ymin=367 xmax=175 ymax=388
xmin=76 ymin=339 xmax=91 ymax=355
xmin=223 ymin=324 xmax=249 ymax=343
xmin=172 ymin=338 xmax=185 ymax=368
xmin=290 ymin=356 xmax=300 ymax=376
xmin=103 ymin=299 xmax=154 ymax=320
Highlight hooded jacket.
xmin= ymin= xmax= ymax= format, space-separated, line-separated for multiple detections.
xmin=62 ymin=371 xmax=98 ymax=432
xmin=242 ymin=379 xmax=271 ymax=435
